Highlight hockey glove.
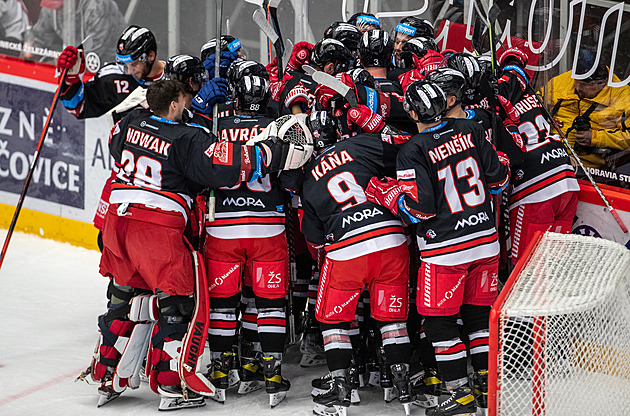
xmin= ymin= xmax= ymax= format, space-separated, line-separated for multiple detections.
xmin=284 ymin=82 xmax=309 ymax=113
xmin=499 ymin=46 xmax=529 ymax=69
xmin=287 ymin=41 xmax=314 ymax=72
xmin=365 ymin=176 xmax=403 ymax=216
xmin=496 ymin=150 xmax=510 ymax=167
xmin=412 ymin=49 xmax=444 ymax=74
xmin=57 ymin=45 xmax=84 ymax=84
xmin=203 ymin=50 xmax=239 ymax=79
xmin=191 ymin=78 xmax=228 ymax=114
xmin=347 ymin=104 xmax=386 ymax=133
xmin=266 ymin=58 xmax=279 ymax=82
xmin=314 ymin=72 xmax=357 ymax=111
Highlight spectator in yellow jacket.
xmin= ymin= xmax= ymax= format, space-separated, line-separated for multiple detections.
xmin=540 ymin=48 xmax=630 ymax=170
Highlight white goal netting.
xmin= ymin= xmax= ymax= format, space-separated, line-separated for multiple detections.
xmin=491 ymin=232 xmax=630 ymax=416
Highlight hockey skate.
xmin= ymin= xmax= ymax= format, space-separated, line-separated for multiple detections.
xmin=425 ymin=386 xmax=477 ymax=416
xmin=96 ymin=371 xmax=122 ymax=407
xmin=300 ymin=314 xmax=326 ymax=367
xmin=238 ymin=354 xmax=265 ymax=395
xmin=377 ymin=346 xmax=397 ymax=403
xmin=228 ymin=346 xmax=241 ymax=388
xmin=312 ymin=375 xmax=352 ymax=416
xmin=470 ymin=370 xmax=488 ymax=415
xmin=262 ymin=355 xmax=290 ymax=407
xmin=206 ymin=351 xmax=235 ymax=403
xmin=157 ymin=384 xmax=206 ymax=411
xmin=311 ymin=368 xmax=360 ymax=405
xmin=410 ymin=367 xmax=441 ymax=408
xmin=391 ymin=363 xmax=415 ymax=416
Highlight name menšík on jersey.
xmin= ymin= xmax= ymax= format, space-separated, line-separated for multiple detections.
xmin=428 ymin=132 xmax=474 ymax=164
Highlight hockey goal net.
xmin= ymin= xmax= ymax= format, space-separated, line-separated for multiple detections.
xmin=489 ymin=231 xmax=630 ymax=416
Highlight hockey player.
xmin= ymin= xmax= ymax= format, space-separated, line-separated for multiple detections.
xmin=203 ymin=72 xmax=297 ymax=407
xmin=301 ymin=111 xmax=415 ymax=416
xmin=391 ymin=17 xmax=435 ymax=75
xmin=323 ymin=21 xmax=362 ymax=64
xmin=93 ymin=79 xmax=313 ymax=410
xmin=347 ymin=12 xmax=381 ymax=33
xmin=365 ymin=80 xmax=510 ymax=416
xmin=56 ymin=25 xmax=166 ymax=251
xmin=496 ymin=47 xmax=579 ymax=266
xmin=397 ymin=37 xmax=444 ymax=92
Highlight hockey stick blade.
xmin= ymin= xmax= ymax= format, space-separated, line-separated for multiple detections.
xmin=312 ymin=71 xmax=358 ymax=108
xmin=268 ymin=0 xmax=281 ymax=7
xmin=302 ymin=65 xmax=316 ymax=76
xmin=282 ymin=39 xmax=292 ymax=73
xmin=244 ymin=0 xmax=264 ymax=5
xmin=253 ymin=8 xmax=279 ymax=44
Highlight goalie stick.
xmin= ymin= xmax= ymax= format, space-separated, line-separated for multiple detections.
xmin=0 ymin=35 xmax=92 ymax=271
xmin=471 ymin=0 xmax=628 ymax=234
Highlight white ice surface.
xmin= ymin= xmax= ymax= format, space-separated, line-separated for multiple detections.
xmin=0 ymin=231 xmax=413 ymax=416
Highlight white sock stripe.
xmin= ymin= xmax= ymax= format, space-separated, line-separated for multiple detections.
xmin=257 ymin=327 xmax=286 ymax=334
xmin=321 ymin=328 xmax=349 ymax=337
xmin=470 ymin=345 xmax=489 ymax=355
xmin=258 ymin=311 xmax=285 ymax=319
xmin=323 ymin=341 xmax=354 ymax=351
xmin=209 ymin=328 xmax=237 ymax=336
xmin=209 ymin=313 xmax=237 ymax=321
xmin=432 ymin=338 xmax=463 ymax=348
xmin=242 ymin=322 xmax=258 ymax=331
xmin=348 ymin=328 xmax=360 ymax=336
xmin=468 ymin=330 xmax=490 ymax=340
xmin=380 ymin=322 xmax=407 ymax=332
xmin=382 ymin=336 xmax=410 ymax=346
xmin=435 ymin=350 xmax=467 ymax=361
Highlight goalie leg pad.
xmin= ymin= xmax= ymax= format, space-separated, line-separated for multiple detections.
xmin=371 ymin=282 xmax=409 ymax=321
xmin=207 ymin=259 xmax=242 ymax=297
xmin=252 ymin=259 xmax=287 ymax=299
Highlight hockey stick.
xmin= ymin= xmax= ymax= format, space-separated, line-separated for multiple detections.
xmin=472 ymin=0 xmax=629 ymax=234
xmin=311 ymin=71 xmax=359 ymax=108
xmin=207 ymin=0 xmax=224 ymax=222
xmin=265 ymin=0 xmax=285 ymax=79
xmin=0 ymin=36 xmax=91 ymax=271
xmin=285 ymin=202 xmax=297 ymax=345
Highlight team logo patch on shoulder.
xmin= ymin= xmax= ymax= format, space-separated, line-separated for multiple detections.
xmin=204 ymin=142 xmax=216 ymax=158
xmin=397 ymin=169 xmax=415 ymax=180
xmin=213 ymin=141 xmax=233 ymax=165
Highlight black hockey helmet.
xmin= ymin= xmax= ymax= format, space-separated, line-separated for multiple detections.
xmin=311 ymin=39 xmax=352 ymax=74
xmin=359 ymin=29 xmax=394 ymax=68
xmin=398 ymin=36 xmax=440 ymax=68
xmin=164 ymin=54 xmax=209 ymax=94
xmin=233 ymin=75 xmax=270 ymax=112
xmin=347 ymin=12 xmax=381 ymax=30
xmin=348 ymin=68 xmax=378 ymax=89
xmin=306 ymin=111 xmax=341 ymax=150
xmin=116 ymin=25 xmax=157 ymax=64
xmin=226 ymin=59 xmax=269 ymax=84
xmin=403 ymin=80 xmax=447 ymax=123
xmin=425 ymin=68 xmax=467 ymax=106
xmin=477 ymin=54 xmax=494 ymax=79
xmin=394 ymin=17 xmax=435 ymax=40
xmin=200 ymin=35 xmax=242 ymax=62
xmin=324 ymin=22 xmax=362 ymax=52
xmin=445 ymin=52 xmax=482 ymax=95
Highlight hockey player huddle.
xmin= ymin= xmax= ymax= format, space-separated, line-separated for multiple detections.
xmin=58 ymin=13 xmax=579 ymax=416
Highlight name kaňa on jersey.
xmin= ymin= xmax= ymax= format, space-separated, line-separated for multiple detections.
xmin=311 ymin=150 xmax=354 ymax=181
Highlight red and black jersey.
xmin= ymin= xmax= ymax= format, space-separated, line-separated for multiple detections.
xmin=356 ymin=78 xmax=416 ymax=134
xmin=268 ymin=71 xmax=317 ymax=117
xmin=464 ymin=108 xmax=525 ymax=166
xmin=60 ymin=62 xmax=164 ymax=121
xmin=206 ymin=115 xmax=290 ymax=239
xmin=497 ymin=66 xmax=579 ymax=209
xmin=108 ymin=109 xmax=257 ymax=224
xmin=301 ymin=133 xmax=407 ymax=261
xmin=395 ymin=118 xmax=509 ymax=266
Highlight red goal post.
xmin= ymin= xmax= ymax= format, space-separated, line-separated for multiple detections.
xmin=488 ymin=231 xmax=630 ymax=416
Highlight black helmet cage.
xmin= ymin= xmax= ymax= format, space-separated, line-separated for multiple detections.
xmin=116 ymin=25 xmax=157 ymax=64
xmin=233 ymin=75 xmax=270 ymax=112
xmin=306 ymin=111 xmax=341 ymax=150
xmin=311 ymin=38 xmax=352 ymax=74
xmin=403 ymin=80 xmax=448 ymax=124
xmin=359 ymin=29 xmax=394 ymax=68
xmin=425 ymin=68 xmax=467 ymax=105
xmin=164 ymin=54 xmax=209 ymax=94
xmin=398 ymin=36 xmax=439 ymax=68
